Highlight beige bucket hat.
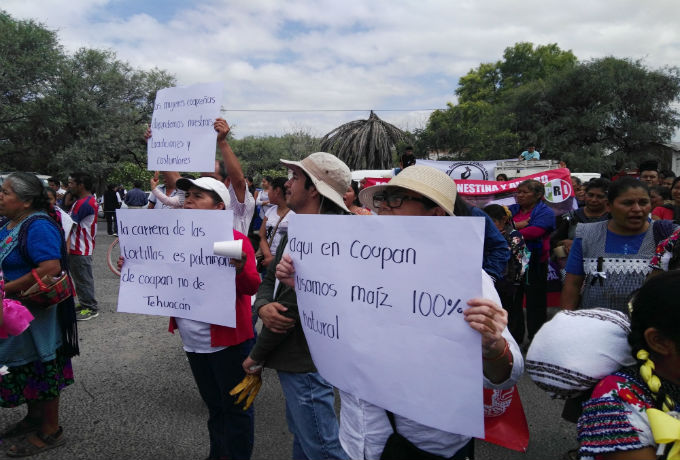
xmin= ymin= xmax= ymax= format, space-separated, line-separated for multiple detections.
xmin=280 ymin=152 xmax=352 ymax=213
xmin=358 ymin=165 xmax=457 ymax=215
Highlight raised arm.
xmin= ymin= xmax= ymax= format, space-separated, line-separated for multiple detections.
xmin=214 ymin=118 xmax=246 ymax=203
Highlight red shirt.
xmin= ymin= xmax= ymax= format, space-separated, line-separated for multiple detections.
xmin=168 ymin=230 xmax=260 ymax=347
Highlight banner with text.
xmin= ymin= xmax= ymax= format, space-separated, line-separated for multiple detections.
xmin=116 ymin=209 xmax=236 ymax=327
xmin=416 ymin=158 xmax=517 ymax=181
xmin=288 ymin=214 xmax=486 ymax=436
xmin=147 ymin=82 xmax=223 ymax=172
xmin=455 ymin=168 xmax=575 ymax=217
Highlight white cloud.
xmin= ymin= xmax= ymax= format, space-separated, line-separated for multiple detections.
xmin=3 ymin=0 xmax=680 ymax=139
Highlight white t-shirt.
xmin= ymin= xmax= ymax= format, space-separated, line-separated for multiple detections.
xmin=229 ymin=184 xmax=255 ymax=235
xmin=263 ymin=206 xmax=293 ymax=256
xmin=175 ymin=318 xmax=227 ymax=354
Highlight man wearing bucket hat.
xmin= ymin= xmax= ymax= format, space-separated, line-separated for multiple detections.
xmin=275 ymin=165 xmax=523 ymax=459
xmin=242 ymin=152 xmax=350 ymax=460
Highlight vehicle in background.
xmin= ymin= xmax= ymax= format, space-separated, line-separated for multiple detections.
xmin=0 ymin=172 xmax=50 ymax=187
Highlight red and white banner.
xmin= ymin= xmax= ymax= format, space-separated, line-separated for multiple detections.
xmin=482 ymin=386 xmax=530 ymax=452
xmin=453 ymin=168 xmax=575 ymax=217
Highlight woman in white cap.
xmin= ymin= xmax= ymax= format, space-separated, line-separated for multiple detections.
xmin=119 ymin=176 xmax=260 ymax=460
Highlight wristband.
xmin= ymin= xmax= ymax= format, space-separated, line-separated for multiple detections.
xmin=483 ymin=339 xmax=509 ymax=361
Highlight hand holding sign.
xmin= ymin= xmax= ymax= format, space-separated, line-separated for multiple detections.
xmin=214 ymin=118 xmax=230 ymax=142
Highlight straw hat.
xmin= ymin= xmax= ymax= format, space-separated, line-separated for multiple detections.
xmin=358 ymin=165 xmax=457 ymax=215
xmin=280 ymin=152 xmax=351 ymax=213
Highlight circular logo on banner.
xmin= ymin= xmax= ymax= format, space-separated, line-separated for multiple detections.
xmin=544 ymin=179 xmax=572 ymax=203
xmin=445 ymin=162 xmax=489 ymax=180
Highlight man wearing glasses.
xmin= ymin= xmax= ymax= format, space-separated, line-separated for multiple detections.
xmin=275 ymin=165 xmax=523 ymax=459
xmin=242 ymin=152 xmax=351 ymax=460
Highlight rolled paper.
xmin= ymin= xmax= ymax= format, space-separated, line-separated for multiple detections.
xmin=213 ymin=240 xmax=243 ymax=259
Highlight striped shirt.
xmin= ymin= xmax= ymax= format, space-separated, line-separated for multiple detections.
xmin=69 ymin=195 xmax=98 ymax=256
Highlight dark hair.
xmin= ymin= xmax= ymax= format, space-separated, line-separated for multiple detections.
xmin=246 ymin=176 xmax=254 ymax=183
xmin=650 ymin=185 xmax=670 ymax=201
xmin=670 ymin=176 xmax=680 ymax=191
xmin=496 ymin=173 xmax=509 ymax=181
xmin=107 ymin=183 xmax=116 ymax=191
xmin=661 ymin=170 xmax=676 ymax=179
xmin=571 ymin=176 xmax=582 ymax=186
xmin=453 ymin=195 xmax=472 ymax=216
xmin=404 ymin=146 xmax=414 ymax=152
xmin=349 ymin=181 xmax=362 ymax=207
xmin=70 ymin=171 xmax=93 ymax=191
xmin=628 ymin=271 xmax=680 ymax=359
xmin=5 ymin=172 xmax=51 ymax=212
xmin=133 ymin=180 xmax=142 ymax=188
xmin=639 ymin=160 xmax=659 ymax=174
xmin=608 ymin=176 xmax=649 ymax=202
xmin=400 ymin=153 xmax=416 ymax=168
xmin=48 ymin=177 xmax=60 ymax=186
xmin=264 ymin=176 xmax=274 ymax=184
xmin=45 ymin=187 xmax=57 ymax=200
xmin=483 ymin=204 xmax=508 ymax=221
xmin=584 ymin=178 xmax=611 ymax=194
xmin=270 ymin=177 xmax=287 ymax=193
xmin=517 ymin=179 xmax=545 ymax=199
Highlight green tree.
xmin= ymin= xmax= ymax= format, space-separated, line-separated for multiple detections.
xmin=0 ymin=11 xmax=64 ymax=169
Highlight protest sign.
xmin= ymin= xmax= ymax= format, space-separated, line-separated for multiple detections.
xmin=288 ymin=214 xmax=486 ymax=436
xmin=116 ymin=209 xmax=236 ymax=327
xmin=147 ymin=82 xmax=223 ymax=172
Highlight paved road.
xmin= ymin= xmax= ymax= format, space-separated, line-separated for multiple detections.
xmin=1 ymin=226 xmax=575 ymax=459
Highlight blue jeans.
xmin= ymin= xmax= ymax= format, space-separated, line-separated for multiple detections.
xmin=186 ymin=340 xmax=255 ymax=460
xmin=277 ymin=371 xmax=348 ymax=460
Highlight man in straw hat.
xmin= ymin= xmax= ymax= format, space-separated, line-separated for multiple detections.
xmin=242 ymin=152 xmax=350 ymax=459
xmin=276 ymin=165 xmax=523 ymax=459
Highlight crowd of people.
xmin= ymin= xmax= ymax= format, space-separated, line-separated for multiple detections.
xmin=0 ymin=126 xmax=679 ymax=459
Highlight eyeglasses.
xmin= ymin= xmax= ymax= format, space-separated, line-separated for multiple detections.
xmin=372 ymin=191 xmax=431 ymax=209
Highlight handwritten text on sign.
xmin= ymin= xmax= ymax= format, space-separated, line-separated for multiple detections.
xmin=147 ymin=82 xmax=222 ymax=172
xmin=289 ymin=215 xmax=485 ymax=436
xmin=116 ymin=209 xmax=236 ymax=327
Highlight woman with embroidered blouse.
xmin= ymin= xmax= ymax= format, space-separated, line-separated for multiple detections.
xmin=562 ymin=177 xmax=675 ymax=312
xmin=577 ymin=271 xmax=680 ymax=459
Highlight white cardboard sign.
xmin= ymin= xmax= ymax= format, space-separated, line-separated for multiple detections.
xmin=116 ymin=209 xmax=236 ymax=327
xmin=288 ymin=214 xmax=486 ymax=437
xmin=147 ymin=82 xmax=223 ymax=172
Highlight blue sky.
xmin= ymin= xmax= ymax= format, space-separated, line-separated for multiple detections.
xmin=4 ymin=0 xmax=680 ymax=140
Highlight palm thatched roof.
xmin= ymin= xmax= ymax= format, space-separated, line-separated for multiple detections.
xmin=320 ymin=111 xmax=408 ymax=170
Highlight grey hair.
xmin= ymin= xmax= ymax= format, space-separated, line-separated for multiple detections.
xmin=5 ymin=172 xmax=50 ymax=211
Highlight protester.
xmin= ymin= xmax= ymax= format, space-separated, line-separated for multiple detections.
xmin=212 ymin=118 xmax=256 ymax=235
xmin=661 ymin=170 xmax=676 ymax=189
xmin=147 ymin=172 xmax=180 ymax=210
xmin=257 ymin=177 xmax=293 ymax=272
xmin=454 ymin=195 xmax=511 ymax=283
xmin=651 ymin=176 xmax=680 ymax=223
xmin=484 ymin=203 xmax=529 ymax=345
xmin=242 ymin=152 xmax=350 ymax=460
xmin=518 ymin=145 xmax=540 ymax=160
xmin=561 ymin=177 xmax=675 ymax=312
xmin=313 ymin=165 xmax=521 ymax=459
xmin=638 ymin=160 xmax=660 ymax=186
xmin=67 ymin=172 xmax=99 ymax=321
xmin=393 ymin=147 xmax=416 ymax=176
xmin=149 ymin=173 xmax=184 ymax=209
xmin=102 ymin=183 xmax=120 ymax=235
xmin=577 ymin=271 xmax=680 ymax=459
xmin=571 ymin=176 xmax=585 ymax=207
xmin=255 ymin=176 xmax=273 ymax=221
xmin=496 ymin=173 xmax=509 ymax=181
xmin=0 ymin=172 xmax=78 ymax=457
xmin=343 ymin=181 xmax=371 ymax=215
xmin=47 ymin=177 xmax=65 ymax=207
xmin=508 ymin=179 xmax=555 ymax=344
xmin=119 ymin=176 xmax=260 ymax=460
xmin=649 ymin=184 xmax=669 ymax=212
xmin=551 ymin=178 xmax=610 ymax=257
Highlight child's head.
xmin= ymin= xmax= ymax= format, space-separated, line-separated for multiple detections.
xmin=483 ymin=204 xmax=509 ymax=233
xmin=628 ymin=271 xmax=680 ymax=360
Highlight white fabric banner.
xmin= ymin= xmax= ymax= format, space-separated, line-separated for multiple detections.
xmin=288 ymin=214 xmax=486 ymax=436
xmin=416 ymin=159 xmax=517 ymax=181
xmin=147 ymin=81 xmax=223 ymax=172
xmin=116 ymin=209 xmax=237 ymax=327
